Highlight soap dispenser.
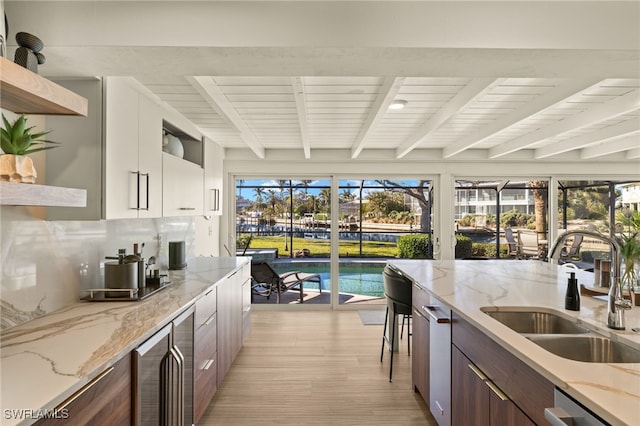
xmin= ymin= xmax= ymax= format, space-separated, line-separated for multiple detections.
xmin=565 ymin=272 xmax=580 ymax=311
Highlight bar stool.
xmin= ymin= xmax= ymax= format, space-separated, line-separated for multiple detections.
xmin=380 ymin=265 xmax=412 ymax=382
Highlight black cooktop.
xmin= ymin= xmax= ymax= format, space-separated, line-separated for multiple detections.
xmin=83 ymin=280 xmax=172 ymax=302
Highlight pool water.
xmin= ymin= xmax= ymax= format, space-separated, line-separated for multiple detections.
xmin=272 ymin=264 xmax=385 ymax=297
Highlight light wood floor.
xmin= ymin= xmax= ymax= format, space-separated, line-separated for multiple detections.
xmin=199 ymin=310 xmax=437 ymax=425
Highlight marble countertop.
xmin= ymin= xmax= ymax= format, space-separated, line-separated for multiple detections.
xmin=388 ymin=259 xmax=640 ymax=426
xmin=0 ymin=256 xmax=250 ymax=426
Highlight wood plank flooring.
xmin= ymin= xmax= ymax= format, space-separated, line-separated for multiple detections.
xmin=199 ymin=310 xmax=437 ymax=425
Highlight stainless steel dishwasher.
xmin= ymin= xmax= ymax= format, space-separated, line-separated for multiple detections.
xmin=424 ymin=299 xmax=451 ymax=426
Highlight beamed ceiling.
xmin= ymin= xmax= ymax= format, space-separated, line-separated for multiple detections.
xmin=4 ymin=1 xmax=640 ymax=163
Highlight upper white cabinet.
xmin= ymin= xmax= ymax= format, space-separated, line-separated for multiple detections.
xmin=103 ymin=78 xmax=162 ymax=219
xmin=204 ymin=138 xmax=224 ymax=216
xmin=161 ymin=119 xmax=205 ymax=217
xmin=162 ymin=153 xmax=204 ymax=217
xmin=46 ymin=77 xmax=163 ymax=220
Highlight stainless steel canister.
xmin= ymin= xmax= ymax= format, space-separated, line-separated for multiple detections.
xmin=105 ymin=261 xmax=138 ymax=297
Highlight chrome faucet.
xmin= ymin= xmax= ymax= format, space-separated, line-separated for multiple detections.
xmin=548 ymin=230 xmax=632 ymax=330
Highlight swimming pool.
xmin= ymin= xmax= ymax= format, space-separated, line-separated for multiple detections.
xmin=272 ymin=263 xmax=385 ymax=297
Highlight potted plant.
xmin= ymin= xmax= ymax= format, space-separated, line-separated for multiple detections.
xmin=0 ymin=113 xmax=57 ymax=183
xmin=616 ymin=209 xmax=640 ymax=292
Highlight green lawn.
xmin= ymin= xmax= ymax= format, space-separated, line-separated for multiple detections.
xmin=244 ymin=235 xmax=398 ymax=258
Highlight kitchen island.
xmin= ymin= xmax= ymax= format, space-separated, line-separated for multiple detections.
xmin=389 ymin=259 xmax=640 ymax=426
xmin=0 ymin=256 xmax=250 ymax=426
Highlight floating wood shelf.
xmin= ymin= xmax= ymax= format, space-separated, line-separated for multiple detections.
xmin=0 ymin=57 xmax=88 ymax=116
xmin=0 ymin=182 xmax=87 ymax=207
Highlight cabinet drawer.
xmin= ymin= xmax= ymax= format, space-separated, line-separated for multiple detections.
xmin=195 ymin=312 xmax=217 ymax=379
xmin=195 ymin=287 xmax=217 ymax=331
xmin=34 ymin=355 xmax=131 ymax=425
xmin=412 ymin=282 xmax=430 ymax=310
xmin=194 ymin=350 xmax=217 ymax=423
xmin=452 ymin=315 xmax=553 ymax=426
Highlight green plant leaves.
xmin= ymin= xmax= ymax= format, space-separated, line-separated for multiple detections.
xmin=0 ymin=113 xmax=55 ymax=155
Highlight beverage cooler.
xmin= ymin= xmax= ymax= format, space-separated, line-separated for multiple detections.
xmin=133 ymin=305 xmax=195 ymax=426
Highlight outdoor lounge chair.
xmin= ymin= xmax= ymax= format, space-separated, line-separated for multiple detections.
xmin=504 ymin=228 xmax=519 ymax=258
xmin=250 ymin=261 xmax=322 ymax=304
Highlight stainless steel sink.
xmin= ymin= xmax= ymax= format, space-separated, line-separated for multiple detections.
xmin=527 ymin=335 xmax=640 ymax=363
xmin=481 ymin=307 xmax=590 ymax=334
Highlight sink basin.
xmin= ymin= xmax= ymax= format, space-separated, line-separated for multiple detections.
xmin=481 ymin=307 xmax=590 ymax=334
xmin=527 ymin=335 xmax=640 ymax=363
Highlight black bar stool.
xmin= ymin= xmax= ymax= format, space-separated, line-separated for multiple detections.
xmin=380 ymin=265 xmax=412 ymax=382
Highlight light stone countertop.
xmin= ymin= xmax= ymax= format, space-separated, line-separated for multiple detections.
xmin=388 ymin=259 xmax=640 ymax=426
xmin=0 ymin=256 xmax=250 ymax=426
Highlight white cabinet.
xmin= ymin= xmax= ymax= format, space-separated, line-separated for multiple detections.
xmin=136 ymin=95 xmax=163 ymax=218
xmin=103 ymin=78 xmax=163 ymax=219
xmin=204 ymin=138 xmax=224 ymax=216
xmin=162 ymin=153 xmax=204 ymax=216
xmin=46 ymin=77 xmax=163 ymax=220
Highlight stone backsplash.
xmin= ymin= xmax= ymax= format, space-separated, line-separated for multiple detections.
xmin=0 ymin=206 xmax=196 ymax=330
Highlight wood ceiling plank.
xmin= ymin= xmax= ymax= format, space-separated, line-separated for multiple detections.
xmin=489 ymin=89 xmax=640 ymax=158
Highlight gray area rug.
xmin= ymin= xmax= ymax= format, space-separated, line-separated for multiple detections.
xmin=358 ymin=310 xmax=386 ymax=325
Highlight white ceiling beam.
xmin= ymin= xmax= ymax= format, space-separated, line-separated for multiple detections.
xmin=188 ymin=76 xmax=266 ymax=159
xmin=535 ymin=118 xmax=640 ymax=158
xmin=291 ymin=77 xmax=311 ymax=159
xmin=443 ymin=77 xmax=603 ymax=158
xmin=626 ymin=148 xmax=640 ymax=159
xmin=351 ymin=77 xmax=405 ymax=159
xmin=489 ymin=89 xmax=640 ymax=158
xmin=581 ymin=134 xmax=640 ymax=159
xmin=396 ymin=78 xmax=500 ymax=159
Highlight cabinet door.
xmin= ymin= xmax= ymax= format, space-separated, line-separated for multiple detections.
xmin=34 ymin=355 xmax=131 ymax=426
xmin=452 ymin=345 xmax=534 ymax=426
xmin=411 ymin=306 xmax=429 ymax=405
xmin=242 ymin=276 xmax=251 ymax=343
xmin=104 ymin=77 xmax=140 ymax=219
xmin=204 ymin=138 xmax=223 ymax=216
xmin=452 ymin=345 xmax=490 ymax=426
xmin=216 ymin=270 xmax=243 ymax=386
xmin=133 ymin=324 xmax=172 ymax=426
xmin=194 ymin=287 xmax=218 ymax=422
xmin=489 ymin=387 xmax=535 ymax=426
xmin=137 ymin=95 xmax=163 ymax=218
xmin=162 ymin=153 xmax=204 ymax=216
xmin=194 ymin=312 xmax=217 ymax=423
xmin=173 ymin=307 xmax=195 ymax=426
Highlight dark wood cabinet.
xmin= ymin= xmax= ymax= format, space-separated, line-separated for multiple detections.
xmin=452 ymin=315 xmax=553 ymax=425
xmin=217 ymin=269 xmax=243 ymax=384
xmin=452 ymin=345 xmax=533 ymax=426
xmin=411 ymin=283 xmax=430 ymax=405
xmin=411 ymin=305 xmax=429 ymax=404
xmin=194 ymin=287 xmax=218 ymax=423
xmin=34 ymin=355 xmax=131 ymax=426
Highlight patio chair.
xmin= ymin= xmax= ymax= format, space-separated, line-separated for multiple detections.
xmin=250 ymin=261 xmax=321 ymax=304
xmin=504 ymin=228 xmax=519 ymax=258
xmin=560 ymin=234 xmax=583 ymax=260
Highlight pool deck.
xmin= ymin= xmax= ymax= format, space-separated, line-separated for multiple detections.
xmin=251 ymin=288 xmax=384 ymax=305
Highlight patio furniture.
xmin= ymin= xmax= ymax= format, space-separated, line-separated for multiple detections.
xmin=380 ymin=265 xmax=412 ymax=382
xmin=560 ymin=234 xmax=584 ymax=260
xmin=504 ymin=228 xmax=519 ymax=258
xmin=250 ymin=261 xmax=321 ymax=304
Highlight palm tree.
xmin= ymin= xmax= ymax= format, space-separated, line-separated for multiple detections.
xmin=253 ymin=187 xmax=265 ymax=208
xmin=529 ymin=180 xmax=548 ymax=241
xmin=319 ymin=188 xmax=331 ymax=213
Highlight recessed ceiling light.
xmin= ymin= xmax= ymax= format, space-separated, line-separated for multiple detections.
xmin=389 ymin=100 xmax=407 ymax=110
